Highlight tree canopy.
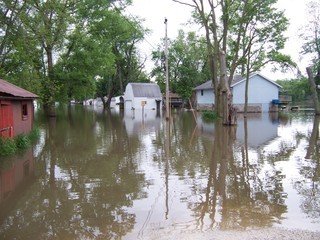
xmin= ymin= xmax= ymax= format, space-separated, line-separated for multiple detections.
xmin=0 ymin=0 xmax=148 ymax=111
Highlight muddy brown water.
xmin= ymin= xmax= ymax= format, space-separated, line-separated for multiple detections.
xmin=0 ymin=106 xmax=319 ymax=239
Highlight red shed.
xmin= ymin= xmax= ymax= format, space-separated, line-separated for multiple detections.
xmin=0 ymin=79 xmax=38 ymax=138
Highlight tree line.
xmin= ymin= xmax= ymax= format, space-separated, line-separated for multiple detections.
xmin=0 ymin=0 xmax=148 ymax=115
xmin=1 ymin=0 xmax=320 ymax=118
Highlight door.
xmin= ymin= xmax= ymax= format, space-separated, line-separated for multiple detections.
xmin=0 ymin=101 xmax=14 ymax=138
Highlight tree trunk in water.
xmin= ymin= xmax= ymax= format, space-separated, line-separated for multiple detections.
xmin=45 ymin=48 xmax=56 ymax=117
xmin=306 ymin=67 xmax=320 ymax=115
xmin=220 ymin=52 xmax=237 ymax=125
xmin=244 ymin=50 xmax=251 ymax=117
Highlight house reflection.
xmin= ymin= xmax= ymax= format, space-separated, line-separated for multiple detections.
xmin=198 ymin=112 xmax=280 ymax=148
xmin=123 ymin=109 xmax=162 ymax=136
xmin=0 ymin=148 xmax=35 ymax=222
xmin=237 ymin=113 xmax=279 ymax=148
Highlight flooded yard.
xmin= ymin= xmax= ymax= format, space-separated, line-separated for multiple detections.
xmin=0 ymin=106 xmax=320 ymax=239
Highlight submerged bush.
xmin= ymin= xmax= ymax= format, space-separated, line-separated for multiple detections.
xmin=15 ymin=134 xmax=30 ymax=149
xmin=0 ymin=137 xmax=17 ymax=157
xmin=28 ymin=127 xmax=40 ymax=142
xmin=202 ymin=111 xmax=219 ymax=122
xmin=0 ymin=127 xmax=40 ymax=157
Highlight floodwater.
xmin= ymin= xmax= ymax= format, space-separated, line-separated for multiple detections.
xmin=0 ymin=106 xmax=320 ymax=239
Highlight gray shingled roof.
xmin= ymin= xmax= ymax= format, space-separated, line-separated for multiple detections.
xmin=193 ymin=73 xmax=281 ymax=90
xmin=0 ymin=79 xmax=38 ymax=98
xmin=130 ymin=83 xmax=162 ymax=98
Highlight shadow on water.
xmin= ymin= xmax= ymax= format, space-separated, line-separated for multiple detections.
xmin=0 ymin=106 xmax=320 ymax=239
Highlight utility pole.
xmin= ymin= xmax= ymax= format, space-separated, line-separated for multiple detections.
xmin=164 ymin=18 xmax=169 ymax=120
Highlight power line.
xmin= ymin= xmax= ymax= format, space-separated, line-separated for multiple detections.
xmin=114 ymin=0 xmax=159 ymax=51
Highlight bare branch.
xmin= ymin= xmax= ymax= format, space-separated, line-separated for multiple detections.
xmin=172 ymin=0 xmax=196 ymax=8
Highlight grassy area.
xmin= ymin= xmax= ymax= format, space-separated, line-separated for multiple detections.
xmin=202 ymin=111 xmax=219 ymax=122
xmin=0 ymin=127 xmax=40 ymax=157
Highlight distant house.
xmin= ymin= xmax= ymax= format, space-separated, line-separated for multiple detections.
xmin=124 ymin=83 xmax=162 ymax=111
xmin=111 ymin=95 xmax=124 ymax=109
xmin=163 ymin=92 xmax=183 ymax=108
xmin=193 ymin=72 xmax=281 ymax=112
xmin=0 ymin=79 xmax=38 ymax=138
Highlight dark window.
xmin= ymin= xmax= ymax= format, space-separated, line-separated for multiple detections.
xmin=201 ymin=90 xmax=204 ymax=96
xmin=22 ymin=103 xmax=28 ymax=120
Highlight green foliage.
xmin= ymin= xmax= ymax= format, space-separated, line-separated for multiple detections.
xmin=0 ymin=0 xmax=146 ymax=109
xmin=276 ymin=78 xmax=311 ymax=103
xmin=227 ymin=0 xmax=294 ymax=74
xmin=15 ymin=134 xmax=30 ymax=149
xmin=0 ymin=137 xmax=17 ymax=157
xmin=0 ymin=127 xmax=40 ymax=157
xmin=202 ymin=111 xmax=219 ymax=122
xmin=152 ymin=30 xmax=210 ymax=100
xmin=28 ymin=127 xmax=40 ymax=143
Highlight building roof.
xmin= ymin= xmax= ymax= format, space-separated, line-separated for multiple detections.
xmin=193 ymin=72 xmax=282 ymax=90
xmin=0 ymin=79 xmax=38 ymax=99
xmin=129 ymin=83 xmax=162 ymax=98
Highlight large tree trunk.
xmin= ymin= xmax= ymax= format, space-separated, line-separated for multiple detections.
xmin=44 ymin=47 xmax=56 ymax=117
xmin=221 ymin=52 xmax=237 ymax=125
xmin=306 ymin=67 xmax=320 ymax=115
xmin=244 ymin=47 xmax=251 ymax=117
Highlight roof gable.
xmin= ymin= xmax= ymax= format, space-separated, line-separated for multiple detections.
xmin=193 ymin=80 xmax=213 ymax=90
xmin=231 ymin=73 xmax=282 ymax=88
xmin=193 ymin=72 xmax=281 ymax=90
xmin=0 ymin=79 xmax=38 ymax=99
xmin=129 ymin=83 xmax=162 ymax=98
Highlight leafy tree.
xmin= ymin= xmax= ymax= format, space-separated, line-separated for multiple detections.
xmin=18 ymin=0 xmax=76 ymax=115
xmin=173 ymin=0 xmax=293 ymax=123
xmin=227 ymin=0 xmax=295 ymax=114
xmin=152 ymin=30 xmax=210 ymax=101
xmin=55 ymin=1 xmax=147 ymax=108
xmin=1 ymin=0 xmax=146 ymax=112
xmin=301 ymin=1 xmax=320 ymax=75
xmin=301 ymin=1 xmax=320 ymax=113
xmin=276 ymin=78 xmax=311 ymax=103
xmin=0 ymin=0 xmax=42 ymax=94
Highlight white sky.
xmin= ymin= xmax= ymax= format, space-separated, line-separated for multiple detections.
xmin=128 ymin=0 xmax=314 ymax=80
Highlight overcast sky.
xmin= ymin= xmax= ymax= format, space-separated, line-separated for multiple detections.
xmin=128 ymin=0 xmax=313 ymax=80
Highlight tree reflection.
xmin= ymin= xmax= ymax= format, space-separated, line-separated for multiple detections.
xmin=186 ymin=117 xmax=288 ymax=230
xmin=0 ymin=106 xmax=147 ymax=239
xmin=295 ymin=115 xmax=320 ymax=219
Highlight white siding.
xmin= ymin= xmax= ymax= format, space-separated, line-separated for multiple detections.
xmin=124 ymin=83 xmax=162 ymax=110
xmin=196 ymin=89 xmax=215 ymax=104
xmin=194 ymin=73 xmax=280 ymax=112
xmin=233 ymin=75 xmax=278 ymax=104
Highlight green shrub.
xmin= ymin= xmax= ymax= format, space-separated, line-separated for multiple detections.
xmin=0 ymin=137 xmax=17 ymax=157
xmin=15 ymin=134 xmax=30 ymax=149
xmin=0 ymin=127 xmax=40 ymax=157
xmin=202 ymin=111 xmax=219 ymax=122
xmin=28 ymin=127 xmax=40 ymax=142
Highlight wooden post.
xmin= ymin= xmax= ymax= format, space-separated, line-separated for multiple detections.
xmin=164 ymin=18 xmax=170 ymax=120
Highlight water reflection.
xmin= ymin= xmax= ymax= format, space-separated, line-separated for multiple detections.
xmin=294 ymin=116 xmax=320 ymax=220
xmin=0 ymin=107 xmax=319 ymax=239
xmin=0 ymin=148 xmax=35 ymax=223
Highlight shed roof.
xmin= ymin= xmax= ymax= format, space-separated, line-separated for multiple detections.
xmin=0 ymin=79 xmax=38 ymax=99
xmin=129 ymin=83 xmax=162 ymax=98
xmin=193 ymin=72 xmax=282 ymax=90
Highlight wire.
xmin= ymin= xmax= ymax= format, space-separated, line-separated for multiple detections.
xmin=114 ymin=0 xmax=159 ymax=51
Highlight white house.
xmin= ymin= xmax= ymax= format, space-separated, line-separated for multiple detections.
xmin=193 ymin=73 xmax=282 ymax=112
xmin=124 ymin=83 xmax=162 ymax=111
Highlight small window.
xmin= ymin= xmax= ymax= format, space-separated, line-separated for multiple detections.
xmin=22 ymin=103 xmax=28 ymax=120
xmin=201 ymin=90 xmax=204 ymax=96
